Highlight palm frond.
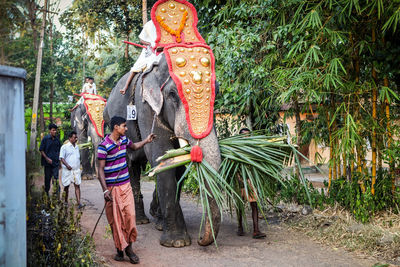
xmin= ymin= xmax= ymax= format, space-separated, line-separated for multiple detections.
xmin=151 ymin=132 xmax=309 ymax=245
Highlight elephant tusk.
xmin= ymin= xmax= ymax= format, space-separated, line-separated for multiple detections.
xmin=178 ymin=138 xmax=189 ymax=148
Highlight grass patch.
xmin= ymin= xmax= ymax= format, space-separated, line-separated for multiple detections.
xmin=288 ymin=206 xmax=400 ymax=264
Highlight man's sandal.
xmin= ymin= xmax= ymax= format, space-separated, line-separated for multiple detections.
xmin=125 ymin=249 xmax=140 ymax=264
xmin=252 ymin=232 xmax=266 ymax=239
xmin=114 ymin=249 xmax=124 ymax=261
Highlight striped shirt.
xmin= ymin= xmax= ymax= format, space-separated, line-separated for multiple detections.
xmin=97 ymin=135 xmax=132 ymax=186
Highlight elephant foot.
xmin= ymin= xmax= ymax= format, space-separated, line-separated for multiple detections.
xmin=136 ymin=215 xmax=150 ymax=225
xmin=154 ymin=218 xmax=163 ymax=231
xmin=82 ymin=174 xmax=94 ymax=180
xmin=160 ymin=231 xmax=191 ymax=248
xmin=135 ymin=195 xmax=150 ymax=225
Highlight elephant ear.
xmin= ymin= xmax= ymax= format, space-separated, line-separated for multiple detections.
xmin=141 ymin=65 xmax=165 ymax=116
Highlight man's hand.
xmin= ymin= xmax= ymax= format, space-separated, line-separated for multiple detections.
xmin=46 ymin=158 xmax=53 ymax=165
xmin=67 ymin=165 xmax=72 ymax=171
xmin=145 ymin=133 xmax=156 ymax=144
xmin=104 ymin=190 xmax=112 ymax=202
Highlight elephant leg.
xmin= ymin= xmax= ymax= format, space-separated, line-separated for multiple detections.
xmin=150 ymin=188 xmax=163 ymax=231
xmin=128 ymin=160 xmax=150 ymax=225
xmin=156 ymin=168 xmax=191 ymax=248
xmin=79 ymin=130 xmax=93 ymax=179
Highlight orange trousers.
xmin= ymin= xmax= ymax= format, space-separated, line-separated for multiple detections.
xmin=105 ymin=182 xmax=138 ymax=251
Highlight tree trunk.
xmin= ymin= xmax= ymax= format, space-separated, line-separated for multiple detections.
xmin=125 ymin=35 xmax=129 ymax=59
xmin=49 ymin=8 xmax=54 ymax=122
xmin=142 ymin=0 xmax=148 ymax=26
xmin=39 ymin=96 xmax=45 ymax=134
xmin=327 ymin=109 xmax=332 ymax=192
xmin=293 ymin=97 xmax=302 ymax=178
xmin=371 ymin=27 xmax=377 ymax=195
xmin=82 ymin=31 xmax=86 ymax=82
xmin=0 ymin=45 xmax=5 ymax=65
xmin=29 ymin=0 xmax=48 ymax=152
xmin=343 ymin=150 xmax=347 ymax=178
xmin=27 ymin=0 xmax=38 ymax=51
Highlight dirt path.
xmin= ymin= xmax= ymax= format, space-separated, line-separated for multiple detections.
xmin=78 ymin=179 xmax=376 ymax=267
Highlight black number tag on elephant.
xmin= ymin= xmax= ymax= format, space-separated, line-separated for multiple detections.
xmin=127 ymin=105 xmax=137 ymax=120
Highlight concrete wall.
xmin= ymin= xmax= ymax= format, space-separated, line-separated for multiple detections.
xmin=0 ymin=65 xmax=27 ymax=266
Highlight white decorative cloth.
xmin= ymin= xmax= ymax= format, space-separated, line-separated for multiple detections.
xmin=130 ymin=20 xmax=163 ymax=73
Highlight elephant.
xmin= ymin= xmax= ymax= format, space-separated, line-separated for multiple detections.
xmin=70 ymin=103 xmax=102 ymax=179
xmin=104 ymin=54 xmax=221 ymax=247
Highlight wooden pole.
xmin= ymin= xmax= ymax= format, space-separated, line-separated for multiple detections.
xmin=142 ymin=0 xmax=148 ymax=26
xmin=29 ymin=0 xmax=48 ymax=152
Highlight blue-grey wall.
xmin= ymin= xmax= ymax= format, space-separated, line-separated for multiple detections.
xmin=0 ymin=65 xmax=27 ymax=267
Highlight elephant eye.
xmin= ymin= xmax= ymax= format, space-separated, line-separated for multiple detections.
xmin=168 ymin=90 xmax=179 ymax=102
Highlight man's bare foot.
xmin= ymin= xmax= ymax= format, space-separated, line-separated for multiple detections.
xmin=120 ymin=87 xmax=127 ymax=95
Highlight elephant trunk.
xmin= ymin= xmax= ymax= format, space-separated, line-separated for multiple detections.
xmin=193 ymin=131 xmax=222 ymax=246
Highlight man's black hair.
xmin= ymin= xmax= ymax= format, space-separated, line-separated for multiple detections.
xmin=110 ymin=116 xmax=126 ymax=130
xmin=239 ymin=128 xmax=250 ymax=134
xmin=68 ymin=131 xmax=77 ymax=138
xmin=48 ymin=123 xmax=58 ymax=130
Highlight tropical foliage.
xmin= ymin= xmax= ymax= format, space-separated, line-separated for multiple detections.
xmin=193 ymin=0 xmax=400 ymax=198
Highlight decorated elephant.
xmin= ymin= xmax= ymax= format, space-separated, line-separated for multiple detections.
xmin=70 ymin=94 xmax=106 ymax=179
xmin=104 ymin=50 xmax=221 ymax=247
xmin=104 ymin=0 xmax=221 ymax=247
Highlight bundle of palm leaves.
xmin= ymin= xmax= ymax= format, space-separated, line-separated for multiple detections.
xmin=77 ymin=141 xmax=92 ymax=150
xmin=148 ymin=132 xmax=309 ymax=243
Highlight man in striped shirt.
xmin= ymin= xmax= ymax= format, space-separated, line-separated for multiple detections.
xmin=97 ymin=116 xmax=154 ymax=264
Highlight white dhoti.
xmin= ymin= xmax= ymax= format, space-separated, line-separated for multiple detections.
xmin=61 ymin=168 xmax=82 ymax=187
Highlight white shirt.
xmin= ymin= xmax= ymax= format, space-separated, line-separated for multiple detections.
xmin=59 ymin=141 xmax=81 ymax=170
xmin=82 ymin=82 xmax=97 ymax=95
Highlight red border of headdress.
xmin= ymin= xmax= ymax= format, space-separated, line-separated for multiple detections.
xmin=151 ymin=0 xmax=206 ymax=48
xmin=163 ymin=43 xmax=216 ymax=139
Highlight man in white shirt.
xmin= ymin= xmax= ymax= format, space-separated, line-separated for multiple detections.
xmin=60 ymin=131 xmax=84 ymax=208
xmin=71 ymin=77 xmax=98 ymax=111
xmin=82 ymin=76 xmax=97 ymax=95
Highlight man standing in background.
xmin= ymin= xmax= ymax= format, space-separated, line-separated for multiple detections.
xmin=60 ymin=131 xmax=84 ymax=208
xmin=39 ymin=123 xmax=61 ymax=195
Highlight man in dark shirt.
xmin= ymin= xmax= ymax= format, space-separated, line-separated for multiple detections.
xmin=39 ymin=123 xmax=61 ymax=195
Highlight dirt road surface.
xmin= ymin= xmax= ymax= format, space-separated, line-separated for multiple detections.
xmin=78 ymin=179 xmax=376 ymax=267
